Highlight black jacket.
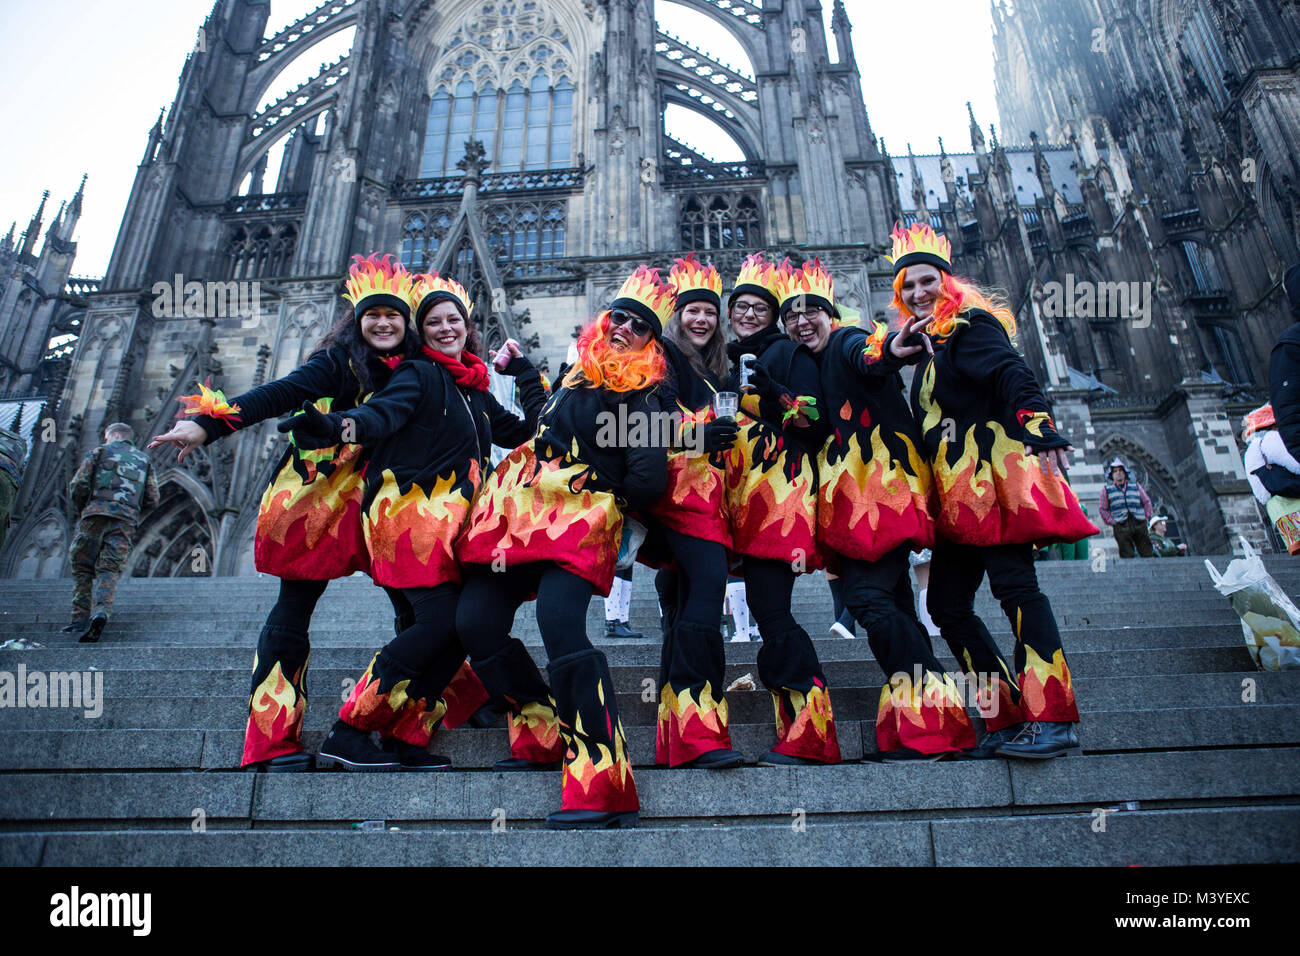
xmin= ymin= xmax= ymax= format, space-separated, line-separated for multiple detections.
xmin=725 ymin=324 xmax=829 ymax=451
xmin=1270 ymin=322 xmax=1300 ymax=460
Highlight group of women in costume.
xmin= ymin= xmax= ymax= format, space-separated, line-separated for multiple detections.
xmin=149 ymin=221 xmax=1097 ymax=830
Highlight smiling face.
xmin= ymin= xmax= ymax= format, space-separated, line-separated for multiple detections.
xmin=421 ymin=300 xmax=468 ymax=359
xmin=785 ymin=305 xmax=833 ymax=354
xmin=899 ymin=264 xmax=944 ymax=321
xmin=359 ymin=306 xmax=407 ymax=353
xmin=608 ymin=312 xmax=653 ymax=352
xmin=678 ymin=301 xmax=719 ymax=349
xmin=729 ymin=293 xmax=774 ymax=338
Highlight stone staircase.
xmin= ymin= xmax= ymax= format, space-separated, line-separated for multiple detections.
xmin=2 ymin=556 xmax=1299 ymax=866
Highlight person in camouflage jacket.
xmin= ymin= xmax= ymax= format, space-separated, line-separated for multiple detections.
xmin=65 ymin=422 xmax=159 ymax=642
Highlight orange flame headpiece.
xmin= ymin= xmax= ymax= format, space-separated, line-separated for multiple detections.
xmin=668 ymin=252 xmax=722 ymax=312
xmin=343 ymin=253 xmax=415 ymax=320
xmin=609 ymin=265 xmax=675 ymax=338
xmin=728 ymin=252 xmax=780 ymax=313
xmin=775 ymin=257 xmax=835 ymax=320
xmin=886 ymin=222 xmax=953 ymax=276
xmin=412 ymin=271 xmax=473 ymax=324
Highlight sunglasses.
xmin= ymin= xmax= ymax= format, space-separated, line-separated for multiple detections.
xmin=608 ymin=309 xmax=653 ymax=338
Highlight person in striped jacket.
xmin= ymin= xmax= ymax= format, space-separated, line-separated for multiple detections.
xmin=1099 ymin=458 xmax=1154 ymax=558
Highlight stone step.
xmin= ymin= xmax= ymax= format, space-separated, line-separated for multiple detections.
xmin=3 ymin=705 xmax=1296 ymax=770
xmin=2 ymin=749 xmax=1296 ymax=825
xmin=2 ymin=672 xmax=1292 ymax=730
xmin=3 ymin=805 xmax=1297 ymax=867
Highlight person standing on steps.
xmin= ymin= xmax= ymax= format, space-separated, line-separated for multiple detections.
xmin=149 ymin=253 xmax=427 ymax=772
xmin=454 ymin=265 xmax=672 ymax=829
xmin=64 ymin=422 xmax=159 ymax=643
xmin=280 ymin=271 xmax=559 ymax=773
xmin=723 ymin=252 xmax=841 ymax=767
xmin=787 ymin=259 xmax=976 ymax=762
xmin=0 ymin=419 xmax=28 ymax=554
xmin=645 ymin=252 xmax=745 ymax=770
xmin=891 ymin=222 xmax=1097 ymax=760
xmin=603 ymin=566 xmax=644 ymax=639
xmin=1099 ymin=458 xmax=1154 ymax=558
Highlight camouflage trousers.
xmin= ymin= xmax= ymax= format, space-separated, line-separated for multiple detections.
xmin=0 ymin=472 xmax=16 ymax=553
xmin=70 ymin=515 xmax=135 ymax=622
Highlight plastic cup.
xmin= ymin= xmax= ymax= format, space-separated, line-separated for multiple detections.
xmin=713 ymin=391 xmax=739 ymax=419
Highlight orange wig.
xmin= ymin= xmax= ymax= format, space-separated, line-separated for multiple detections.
xmin=563 ymin=311 xmax=667 ymax=393
xmin=891 ymin=268 xmax=1017 ymax=340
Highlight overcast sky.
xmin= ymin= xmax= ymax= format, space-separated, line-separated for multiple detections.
xmin=0 ymin=0 xmax=999 ymax=278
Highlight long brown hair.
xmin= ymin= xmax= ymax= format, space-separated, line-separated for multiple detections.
xmin=665 ymin=303 xmax=728 ymax=382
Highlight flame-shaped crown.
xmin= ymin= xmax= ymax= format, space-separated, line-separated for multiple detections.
xmin=609 ymin=265 xmax=675 ymax=337
xmin=412 ymin=271 xmax=473 ymax=323
xmin=668 ymin=252 xmax=722 ymax=311
xmin=774 ymin=257 xmax=835 ymax=318
xmin=886 ymin=222 xmax=953 ymax=275
xmin=343 ymin=253 xmax=415 ymax=319
xmin=729 ymin=252 xmax=780 ymax=311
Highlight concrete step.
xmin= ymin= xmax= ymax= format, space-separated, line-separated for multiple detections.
xmin=2 ymin=672 xmax=1294 ymax=730
xmin=3 ymin=705 xmax=1297 ymax=770
xmin=3 ymin=805 xmax=1297 ymax=866
xmin=3 ymin=749 xmax=1296 ymax=824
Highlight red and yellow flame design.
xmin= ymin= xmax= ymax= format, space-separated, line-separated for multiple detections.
xmin=614 ymin=264 xmax=676 ymax=329
xmin=958 ymin=648 xmax=1024 ymax=732
xmin=412 ymin=271 xmax=472 ymax=319
xmin=817 ymin=429 xmax=935 ymax=562
xmin=241 ymin=655 xmax=307 ymax=766
xmin=656 ymin=681 xmax=732 ymax=767
xmin=176 ymin=377 xmax=241 ymax=424
xmin=343 ymin=253 xmax=415 ymax=312
xmin=771 ymin=680 xmax=841 ymax=763
xmin=886 ymin=222 xmax=953 ymax=270
xmin=507 ymin=700 xmax=565 ymax=763
xmin=724 ymin=416 xmax=819 ymax=566
xmin=560 ymin=682 xmax=639 ymax=812
xmin=388 ymin=694 xmax=448 ymax=747
xmin=875 ymin=669 xmax=976 ymax=755
xmin=364 ymin=461 xmax=478 ymax=589
xmin=255 ymin=448 xmax=369 ymax=579
xmin=919 ymin=362 xmax=1098 ymax=546
xmin=732 ymin=252 xmax=779 ymax=299
xmin=861 ymin=321 xmax=889 ymax=362
xmin=457 ymin=442 xmax=623 ymax=595
xmin=440 ymin=660 xmax=490 ymax=730
xmin=648 ymin=427 xmax=731 ymax=547
xmin=1018 ymin=642 xmax=1079 ymax=722
xmin=774 ymin=257 xmax=834 ymax=311
xmin=338 ymin=653 xmax=412 ymax=732
xmin=669 ymin=251 xmax=722 ymax=300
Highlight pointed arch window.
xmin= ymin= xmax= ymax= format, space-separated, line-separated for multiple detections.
xmin=679 ymin=194 xmax=761 ymax=250
xmin=421 ymin=75 xmax=574 ymax=177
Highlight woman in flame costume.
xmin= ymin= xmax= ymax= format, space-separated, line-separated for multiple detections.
xmin=891 ymin=222 xmax=1097 ymax=758
xmin=150 ymin=253 xmax=435 ymax=771
xmin=454 ymin=266 xmax=673 ymax=828
xmin=647 ymin=253 xmax=746 ymax=769
xmin=788 ymin=259 xmax=978 ymax=760
xmin=724 ymin=252 xmax=841 ymax=766
xmin=281 ymin=271 xmax=558 ymax=771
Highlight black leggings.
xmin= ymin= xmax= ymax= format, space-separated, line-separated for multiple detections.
xmin=457 ymin=563 xmax=595 ymax=663
xmin=741 ymin=556 xmax=799 ymax=636
xmin=661 ymin=528 xmax=727 ymax=628
xmin=266 ymin=577 xmax=407 ymax=631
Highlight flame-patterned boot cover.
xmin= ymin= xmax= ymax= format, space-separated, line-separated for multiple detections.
xmin=1007 ymin=594 xmax=1080 ymax=723
xmin=242 ymin=624 xmax=311 ymax=768
xmin=656 ymin=621 xmax=741 ymax=767
xmin=941 ymin=616 xmax=1028 ymax=734
xmin=758 ymin=625 xmax=842 ymax=764
xmin=546 ymin=648 xmax=639 ymax=826
xmin=473 ymin=638 xmax=564 ymax=768
xmin=868 ymin=611 xmax=977 ymax=756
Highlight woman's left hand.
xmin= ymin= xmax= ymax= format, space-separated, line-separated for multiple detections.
xmin=1027 ymin=443 xmax=1073 ymax=477
xmin=888 ymin=315 xmax=934 ymax=359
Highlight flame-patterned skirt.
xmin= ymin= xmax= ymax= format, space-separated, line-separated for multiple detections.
xmin=254 ymin=444 xmax=369 ymax=580
xmin=647 ymin=448 xmax=731 ymax=548
xmin=817 ymin=427 xmax=935 ymax=563
xmin=723 ymin=415 xmax=819 ymax=567
xmin=456 ymin=443 xmax=624 ymax=597
xmin=363 ymin=462 xmax=478 ymax=589
xmin=931 ymin=421 xmax=1098 ymax=547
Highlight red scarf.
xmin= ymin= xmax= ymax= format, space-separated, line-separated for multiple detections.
xmin=423 ymin=345 xmax=490 ymax=391
xmin=380 ymin=355 xmax=403 ymax=370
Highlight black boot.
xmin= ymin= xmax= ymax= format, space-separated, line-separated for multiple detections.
xmin=380 ymin=737 xmax=451 ymax=772
xmin=61 ymin=619 xmax=90 ymax=634
xmin=249 ymin=752 xmax=315 ymax=773
xmin=78 ymin=614 xmax=107 ymax=644
xmin=995 ymin=721 xmax=1081 ymax=759
xmin=317 ymin=720 xmax=402 ymax=770
xmin=604 ymin=620 xmax=643 ymax=640
xmin=963 ymin=722 xmax=1026 ymax=760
